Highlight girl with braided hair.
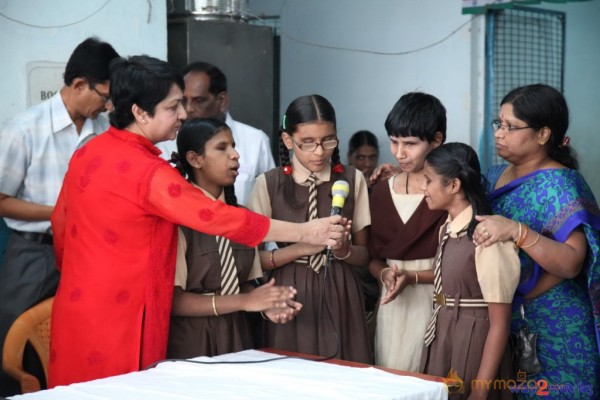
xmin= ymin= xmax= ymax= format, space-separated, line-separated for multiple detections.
xmin=167 ymin=118 xmax=302 ymax=359
xmin=248 ymin=94 xmax=372 ymax=363
xmin=419 ymin=143 xmax=519 ymax=399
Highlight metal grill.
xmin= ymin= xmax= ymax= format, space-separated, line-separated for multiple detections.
xmin=483 ymin=7 xmax=565 ymax=168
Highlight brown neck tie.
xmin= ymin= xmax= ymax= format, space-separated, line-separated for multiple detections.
xmin=423 ymin=223 xmax=450 ymax=347
xmin=307 ymin=174 xmax=326 ymax=273
xmin=216 ymin=236 xmax=240 ymax=295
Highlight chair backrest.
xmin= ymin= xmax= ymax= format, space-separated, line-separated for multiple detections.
xmin=2 ymin=297 xmax=53 ymax=393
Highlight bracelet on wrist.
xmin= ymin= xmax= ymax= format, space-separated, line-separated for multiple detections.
xmin=334 ymin=245 xmax=352 ymax=260
xmin=268 ymin=249 xmax=277 ymax=268
xmin=521 ymin=231 xmax=541 ymax=249
xmin=211 ymin=294 xmax=219 ymax=316
xmin=412 ymin=271 xmax=419 ymax=287
xmin=514 ymin=222 xmax=522 ymax=245
xmin=380 ymin=267 xmax=391 ymax=285
xmin=516 ymin=224 xmax=529 ymax=248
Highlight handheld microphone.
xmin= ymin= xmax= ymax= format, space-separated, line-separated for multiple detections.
xmin=330 ymin=180 xmax=350 ymax=216
xmin=326 ymin=180 xmax=350 ymax=262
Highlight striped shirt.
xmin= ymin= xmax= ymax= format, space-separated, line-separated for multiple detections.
xmin=0 ymin=92 xmax=108 ymax=232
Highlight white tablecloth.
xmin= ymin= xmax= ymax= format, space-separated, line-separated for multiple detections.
xmin=11 ymin=350 xmax=447 ymax=399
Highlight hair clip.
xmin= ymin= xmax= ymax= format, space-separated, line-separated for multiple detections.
xmin=561 ymin=136 xmax=571 ymax=148
xmin=282 ymin=114 xmax=287 ymax=130
xmin=332 ymin=164 xmax=344 ymax=174
xmin=283 ymin=165 xmax=293 ymax=175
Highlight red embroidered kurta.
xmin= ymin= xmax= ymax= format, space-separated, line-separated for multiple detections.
xmin=49 ymin=127 xmax=269 ymax=387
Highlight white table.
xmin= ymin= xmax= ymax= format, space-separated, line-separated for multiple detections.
xmin=11 ymin=350 xmax=448 ymax=399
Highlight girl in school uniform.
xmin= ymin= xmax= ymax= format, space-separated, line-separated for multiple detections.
xmin=419 ymin=143 xmax=519 ymax=399
xmin=167 ymin=118 xmax=302 ymax=359
xmin=248 ymin=95 xmax=372 ymax=363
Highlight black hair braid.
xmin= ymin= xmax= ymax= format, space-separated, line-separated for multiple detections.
xmin=224 ymin=185 xmax=238 ymax=207
xmin=169 ymin=151 xmax=186 ymax=177
xmin=279 ymin=133 xmax=291 ymax=167
xmin=279 ymin=132 xmax=303 ymax=208
xmin=458 ymin=152 xmax=491 ymax=239
xmin=330 ymin=146 xmax=343 ymax=179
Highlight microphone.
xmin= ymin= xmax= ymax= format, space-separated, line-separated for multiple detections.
xmin=330 ymin=180 xmax=350 ymax=216
xmin=326 ymin=180 xmax=350 ymax=262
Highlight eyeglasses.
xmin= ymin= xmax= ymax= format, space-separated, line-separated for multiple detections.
xmin=89 ymin=83 xmax=111 ymax=104
xmin=290 ymin=137 xmax=338 ymax=152
xmin=491 ymin=119 xmax=531 ymax=132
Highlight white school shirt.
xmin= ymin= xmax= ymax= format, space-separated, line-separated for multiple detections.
xmin=0 ymin=92 xmax=108 ymax=233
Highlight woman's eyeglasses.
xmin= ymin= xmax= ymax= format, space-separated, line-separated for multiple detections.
xmin=491 ymin=119 xmax=531 ymax=132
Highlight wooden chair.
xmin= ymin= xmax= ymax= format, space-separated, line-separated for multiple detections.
xmin=2 ymin=297 xmax=53 ymax=393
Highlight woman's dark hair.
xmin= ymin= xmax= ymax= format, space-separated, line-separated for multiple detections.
xmin=63 ymin=37 xmax=119 ymax=85
xmin=501 ymin=83 xmax=578 ymax=170
xmin=425 ymin=143 xmax=490 ymax=239
xmin=108 ymin=55 xmax=184 ymax=129
xmin=385 ymin=92 xmax=447 ymax=143
xmin=348 ymin=130 xmax=379 ymax=155
xmin=173 ymin=118 xmax=237 ymax=206
xmin=279 ymin=94 xmax=342 ymax=208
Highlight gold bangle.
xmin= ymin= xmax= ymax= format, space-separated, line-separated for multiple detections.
xmin=412 ymin=271 xmax=419 ymax=287
xmin=514 ymin=222 xmax=522 ymax=245
xmin=516 ymin=225 xmax=529 ymax=248
xmin=521 ymin=231 xmax=541 ymax=249
xmin=269 ymin=249 xmax=276 ymax=268
xmin=380 ymin=267 xmax=391 ymax=285
xmin=211 ymin=294 xmax=219 ymax=316
xmin=334 ymin=245 xmax=352 ymax=260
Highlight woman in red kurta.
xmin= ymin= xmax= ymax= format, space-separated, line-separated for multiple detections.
xmin=49 ymin=56 xmax=342 ymax=387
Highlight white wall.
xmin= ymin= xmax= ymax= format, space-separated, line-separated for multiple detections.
xmin=249 ymin=0 xmax=600 ymax=197
xmin=251 ymin=0 xmax=475 ymax=163
xmin=0 ymin=0 xmax=167 ymax=127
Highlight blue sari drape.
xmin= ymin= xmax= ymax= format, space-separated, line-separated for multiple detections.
xmin=487 ymin=165 xmax=600 ymax=398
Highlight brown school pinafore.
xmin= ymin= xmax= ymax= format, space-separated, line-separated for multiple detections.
xmin=420 ymin=233 xmax=513 ymax=399
xmin=167 ymin=226 xmax=257 ymax=359
xmin=263 ymin=167 xmax=372 ymax=363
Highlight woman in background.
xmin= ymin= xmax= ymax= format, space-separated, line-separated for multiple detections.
xmin=347 ymin=130 xmax=379 ymax=188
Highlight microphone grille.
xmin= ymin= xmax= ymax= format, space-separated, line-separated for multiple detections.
xmin=331 ymin=180 xmax=350 ymax=199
